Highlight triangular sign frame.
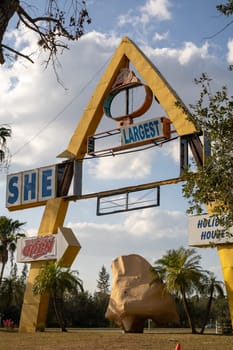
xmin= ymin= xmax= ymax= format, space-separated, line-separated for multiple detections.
xmin=58 ymin=36 xmax=196 ymax=159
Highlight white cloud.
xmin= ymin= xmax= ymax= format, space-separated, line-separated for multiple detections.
xmin=124 ymin=208 xmax=186 ymax=237
xmin=118 ymin=0 xmax=172 ymax=26
xmin=0 ymin=30 xmax=121 ymax=171
xmin=144 ymin=41 xmax=210 ymax=65
xmin=69 ymin=207 xmax=186 ymax=240
xmin=70 ymin=221 xmax=123 ymax=237
xmin=178 ymin=42 xmax=210 ymax=65
xmin=164 ymin=139 xmax=180 ymax=163
xmin=26 ymin=227 xmax=38 ymax=237
xmin=153 ymin=31 xmax=169 ymax=42
xmin=140 ymin=0 xmax=172 ymax=22
xmin=227 ymin=38 xmax=233 ymax=64
xmin=88 ymin=152 xmax=152 ymax=180
xmin=78 ymin=31 xmax=120 ymax=51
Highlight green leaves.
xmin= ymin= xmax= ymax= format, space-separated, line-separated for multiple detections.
xmin=0 ymin=216 xmax=25 ymax=284
xmin=183 ymin=74 xmax=233 ymax=229
xmin=32 ymin=262 xmax=83 ymax=331
xmin=152 ymin=246 xmax=204 ymax=298
xmin=217 ymin=1 xmax=233 ymax=16
xmin=32 ymin=262 xmax=83 ymax=298
xmin=152 ymin=246 xmax=224 ymax=333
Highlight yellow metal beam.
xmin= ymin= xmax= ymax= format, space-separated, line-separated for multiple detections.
xmin=57 ymin=53 xmax=129 ymax=159
xmin=217 ymin=245 xmax=233 ymax=326
xmin=66 ymin=176 xmax=184 ymax=201
xmin=207 ymin=204 xmax=233 ymax=327
xmin=19 ymin=198 xmax=69 ymax=332
xmin=123 ymin=38 xmax=195 ymax=136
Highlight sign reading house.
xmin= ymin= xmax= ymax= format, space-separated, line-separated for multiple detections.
xmin=188 ymin=214 xmax=233 ymax=247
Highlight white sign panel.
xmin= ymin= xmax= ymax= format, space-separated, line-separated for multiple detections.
xmin=120 ymin=117 xmax=164 ymax=146
xmin=188 ymin=214 xmax=233 ymax=247
xmin=17 ymin=234 xmax=57 ymax=262
xmin=6 ymin=165 xmax=56 ymax=209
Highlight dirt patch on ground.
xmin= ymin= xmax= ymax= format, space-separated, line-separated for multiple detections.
xmin=0 ymin=329 xmax=232 ymax=350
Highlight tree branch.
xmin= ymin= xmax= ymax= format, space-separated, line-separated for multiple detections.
xmin=0 ymin=0 xmax=91 ymax=79
xmin=1 ymin=43 xmax=34 ymax=63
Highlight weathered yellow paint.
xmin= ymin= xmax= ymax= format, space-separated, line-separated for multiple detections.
xmin=19 ymin=198 xmax=69 ymax=332
xmin=217 ymin=246 xmax=233 ymax=325
xmin=58 ymin=227 xmax=81 ymax=267
xmin=122 ymin=38 xmax=195 ymax=136
xmin=7 ymin=200 xmax=48 ymax=212
xmin=207 ymin=204 xmax=233 ymax=326
xmin=58 ymin=37 xmax=196 ymax=160
xmin=38 ymin=198 xmax=69 ymax=236
xmin=57 ymin=53 xmax=129 ymax=159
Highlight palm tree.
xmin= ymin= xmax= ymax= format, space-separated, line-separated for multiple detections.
xmin=32 ymin=262 xmax=83 ymax=332
xmin=0 ymin=216 xmax=25 ymax=284
xmin=152 ymin=246 xmax=207 ymax=334
xmin=0 ymin=125 xmax=11 ymax=164
xmin=199 ymin=273 xmax=225 ymax=334
xmin=0 ymin=267 xmax=26 ymax=322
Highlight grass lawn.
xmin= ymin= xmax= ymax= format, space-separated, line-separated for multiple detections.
xmin=0 ymin=329 xmax=232 ymax=350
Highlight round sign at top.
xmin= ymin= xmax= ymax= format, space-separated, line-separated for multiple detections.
xmin=103 ymin=68 xmax=153 ymax=122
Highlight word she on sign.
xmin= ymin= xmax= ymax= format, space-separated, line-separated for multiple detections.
xmin=6 ymin=166 xmax=56 ymax=209
xmin=6 ymin=161 xmax=82 ymax=211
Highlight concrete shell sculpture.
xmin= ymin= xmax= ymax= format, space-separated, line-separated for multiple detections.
xmin=105 ymin=254 xmax=179 ymax=332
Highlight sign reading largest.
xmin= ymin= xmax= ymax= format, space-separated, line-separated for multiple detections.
xmin=120 ymin=117 xmax=168 ymax=146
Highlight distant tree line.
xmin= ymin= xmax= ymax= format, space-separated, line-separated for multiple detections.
xmin=0 ymin=218 xmax=230 ymax=333
xmin=0 ymin=259 xmax=230 ymax=331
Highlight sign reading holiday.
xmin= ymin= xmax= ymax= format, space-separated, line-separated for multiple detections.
xmin=188 ymin=214 xmax=233 ymax=247
xmin=17 ymin=227 xmax=81 ymax=263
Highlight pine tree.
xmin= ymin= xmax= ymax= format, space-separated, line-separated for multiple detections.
xmin=96 ymin=265 xmax=110 ymax=295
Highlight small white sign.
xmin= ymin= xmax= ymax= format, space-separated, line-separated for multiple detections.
xmin=188 ymin=214 xmax=233 ymax=247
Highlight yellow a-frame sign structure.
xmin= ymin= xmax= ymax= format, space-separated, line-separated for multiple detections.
xmin=18 ymin=37 xmax=233 ymax=331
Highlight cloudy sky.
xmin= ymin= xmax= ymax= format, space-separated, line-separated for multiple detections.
xmin=1 ymin=0 xmax=233 ymax=292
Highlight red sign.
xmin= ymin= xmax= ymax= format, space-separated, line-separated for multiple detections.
xmin=17 ymin=234 xmax=57 ymax=262
xmin=22 ymin=236 xmax=55 ymax=260
xmin=17 ymin=227 xmax=81 ymax=263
